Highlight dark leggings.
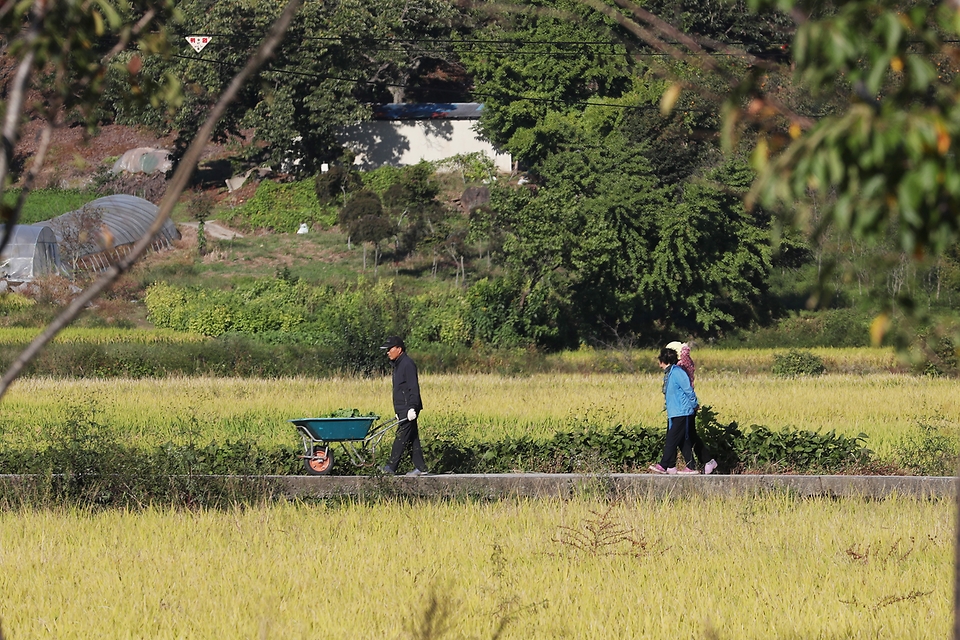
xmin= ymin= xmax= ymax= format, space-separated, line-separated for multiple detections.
xmin=659 ymin=414 xmax=710 ymax=469
xmin=659 ymin=415 xmax=691 ymax=469
xmin=680 ymin=413 xmax=712 ymax=468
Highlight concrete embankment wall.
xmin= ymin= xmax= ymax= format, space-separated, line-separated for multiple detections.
xmin=276 ymin=474 xmax=954 ymax=500
xmin=1 ymin=474 xmax=953 ymax=500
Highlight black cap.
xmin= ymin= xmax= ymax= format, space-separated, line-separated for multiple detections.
xmin=380 ymin=336 xmax=405 ymax=350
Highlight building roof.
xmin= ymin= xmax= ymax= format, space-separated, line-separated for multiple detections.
xmin=372 ymin=103 xmax=485 ymax=120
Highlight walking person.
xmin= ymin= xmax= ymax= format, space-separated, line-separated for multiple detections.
xmin=664 ymin=341 xmax=717 ymax=475
xmin=380 ymin=336 xmax=429 ymax=476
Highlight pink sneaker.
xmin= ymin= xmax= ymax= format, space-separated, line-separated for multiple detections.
xmin=648 ymin=464 xmax=667 ymax=474
xmin=677 ymin=467 xmax=699 ymax=475
xmin=666 ymin=467 xmax=678 ymax=475
xmin=704 ymin=459 xmax=718 ymax=475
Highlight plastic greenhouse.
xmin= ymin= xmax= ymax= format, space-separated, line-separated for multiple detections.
xmin=0 ymin=224 xmax=65 ymax=281
xmin=0 ymin=194 xmax=180 ymax=281
xmin=39 ymin=194 xmax=180 ymax=273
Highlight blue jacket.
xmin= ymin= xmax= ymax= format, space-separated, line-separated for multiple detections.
xmin=663 ymin=364 xmax=698 ymax=419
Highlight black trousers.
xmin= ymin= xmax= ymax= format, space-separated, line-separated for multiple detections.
xmin=660 ymin=416 xmax=693 ymax=469
xmin=681 ymin=413 xmax=712 ymax=469
xmin=387 ymin=417 xmax=426 ymax=471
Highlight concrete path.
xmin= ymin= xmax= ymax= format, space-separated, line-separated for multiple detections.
xmin=178 ymin=220 xmax=243 ymax=239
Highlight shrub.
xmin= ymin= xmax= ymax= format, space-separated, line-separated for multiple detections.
xmin=892 ymin=418 xmax=960 ymax=475
xmin=772 ymin=349 xmax=826 ymax=376
xmin=339 ymin=190 xmax=383 ymax=228
xmin=314 ymin=165 xmax=360 ymax=206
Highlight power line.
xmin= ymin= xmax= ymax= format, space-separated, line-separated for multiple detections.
xmin=171 ymin=52 xmax=794 ymax=116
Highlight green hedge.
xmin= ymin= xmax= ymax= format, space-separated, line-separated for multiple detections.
xmin=0 ymin=407 xmax=877 ymax=506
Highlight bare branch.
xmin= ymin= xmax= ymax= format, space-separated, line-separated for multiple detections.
xmin=0 ymin=2 xmax=43 ymax=251
xmin=0 ymin=0 xmax=304 ymax=399
xmin=611 ymin=0 xmax=713 ymax=61
xmin=102 ymin=8 xmax=157 ymax=62
xmin=587 ymin=0 xmax=815 ymax=131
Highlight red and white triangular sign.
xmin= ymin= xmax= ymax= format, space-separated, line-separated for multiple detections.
xmin=186 ymin=35 xmax=212 ymax=53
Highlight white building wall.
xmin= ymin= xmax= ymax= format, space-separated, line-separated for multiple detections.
xmin=337 ymin=119 xmax=512 ymax=172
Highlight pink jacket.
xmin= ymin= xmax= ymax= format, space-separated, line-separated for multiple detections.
xmin=677 ymin=345 xmax=695 ymax=388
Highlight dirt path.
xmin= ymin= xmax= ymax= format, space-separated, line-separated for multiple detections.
xmin=178 ymin=221 xmax=244 ymax=240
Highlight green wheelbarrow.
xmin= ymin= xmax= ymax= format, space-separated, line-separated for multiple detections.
xmin=289 ymin=415 xmax=401 ymax=475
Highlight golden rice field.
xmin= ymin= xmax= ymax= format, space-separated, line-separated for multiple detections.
xmin=0 ymin=327 xmax=207 ymax=345
xmin=1 ymin=371 xmax=958 ymax=456
xmin=0 ymin=495 xmax=951 ymax=639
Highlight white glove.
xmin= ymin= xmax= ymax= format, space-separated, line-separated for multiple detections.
xmin=407 ymin=408 xmax=417 ymax=421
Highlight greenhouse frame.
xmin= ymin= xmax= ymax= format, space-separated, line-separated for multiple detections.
xmin=0 ymin=194 xmax=180 ymax=281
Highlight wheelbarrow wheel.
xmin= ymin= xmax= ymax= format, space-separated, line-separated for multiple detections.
xmin=305 ymin=446 xmax=333 ymax=475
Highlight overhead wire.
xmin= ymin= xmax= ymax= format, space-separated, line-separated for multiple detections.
xmin=170 ymin=52 xmax=725 ymax=114
xmin=170 ymin=33 xmax=833 ymax=117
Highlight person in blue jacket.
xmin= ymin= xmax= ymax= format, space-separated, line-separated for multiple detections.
xmin=380 ymin=335 xmax=429 ymax=477
xmin=649 ymin=347 xmax=717 ymax=475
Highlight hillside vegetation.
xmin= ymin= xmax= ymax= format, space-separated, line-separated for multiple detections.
xmin=3 ymin=0 xmax=959 ymax=374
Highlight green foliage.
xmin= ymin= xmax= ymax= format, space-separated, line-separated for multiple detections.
xmin=225 ymin=179 xmax=332 ymax=232
xmin=456 ymin=0 xmax=635 ymax=164
xmin=314 ymin=165 xmax=360 ymax=206
xmin=722 ymin=310 xmax=872 ymax=349
xmin=745 ymin=0 xmax=960 ymax=259
xmin=772 ymin=349 xmax=826 ymax=377
xmin=350 ymin=215 xmax=395 ymax=245
xmin=732 ymin=425 xmax=870 ymax=473
xmin=360 ymin=165 xmax=405 ymax=195
xmin=919 ymin=335 xmax=958 ymax=377
xmin=0 ymin=404 xmax=877 ymax=492
xmin=340 ymin=190 xmax=384 ymax=227
xmin=646 ymin=160 xmax=773 ymax=333
xmin=891 ymin=417 xmax=960 ymax=477
xmin=421 ymin=408 xmax=871 ymax=475
xmin=0 ymin=0 xmax=182 ymax=136
xmin=0 ymin=293 xmax=36 ymax=314
xmin=1 ymin=189 xmax=99 ymax=224
xmin=144 ymin=279 xmax=316 ymax=336
xmin=408 ymin=291 xmax=474 ymax=347
xmin=129 ymin=0 xmax=462 ymax=173
xmin=144 ymin=278 xmax=410 ymax=374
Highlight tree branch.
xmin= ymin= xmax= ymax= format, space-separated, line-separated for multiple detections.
xmin=0 ymin=0 xmax=304 ymax=400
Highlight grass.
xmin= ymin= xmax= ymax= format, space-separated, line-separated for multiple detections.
xmin=0 ymin=373 xmax=956 ymax=458
xmin=1 ymin=188 xmax=99 ymax=224
xmin=0 ymin=495 xmax=950 ymax=639
xmin=158 ymin=223 xmax=497 ymax=298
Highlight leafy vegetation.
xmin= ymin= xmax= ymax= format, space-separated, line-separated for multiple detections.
xmin=772 ymin=349 xmax=826 ymax=377
xmin=1 ymin=189 xmax=99 ymax=224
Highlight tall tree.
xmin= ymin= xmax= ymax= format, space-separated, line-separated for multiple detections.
xmin=123 ymin=0 xmax=465 ymax=173
xmin=456 ymin=0 xmax=637 ymax=166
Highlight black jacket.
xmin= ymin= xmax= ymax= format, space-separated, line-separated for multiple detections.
xmin=391 ymin=352 xmax=423 ymax=415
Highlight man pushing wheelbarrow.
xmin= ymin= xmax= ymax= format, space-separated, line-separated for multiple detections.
xmin=379 ymin=336 xmax=429 ymax=477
